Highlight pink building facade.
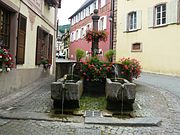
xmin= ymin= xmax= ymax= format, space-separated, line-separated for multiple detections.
xmin=69 ymin=0 xmax=112 ymax=60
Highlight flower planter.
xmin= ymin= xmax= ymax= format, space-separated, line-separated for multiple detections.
xmin=83 ymin=79 xmax=105 ymax=96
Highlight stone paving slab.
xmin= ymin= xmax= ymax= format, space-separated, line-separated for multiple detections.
xmin=0 ymin=119 xmax=10 ymax=126
xmin=85 ymin=117 xmax=161 ymax=126
xmin=0 ymin=110 xmax=84 ymax=123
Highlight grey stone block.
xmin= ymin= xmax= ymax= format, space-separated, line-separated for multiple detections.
xmin=105 ymin=78 xmax=136 ymax=101
xmin=51 ymin=79 xmax=83 ymax=101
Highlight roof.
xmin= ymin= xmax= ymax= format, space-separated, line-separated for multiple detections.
xmin=68 ymin=0 xmax=96 ymax=19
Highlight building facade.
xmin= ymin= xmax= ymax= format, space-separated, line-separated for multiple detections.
xmin=0 ymin=0 xmax=61 ymax=97
xmin=56 ymin=24 xmax=70 ymax=59
xmin=69 ymin=0 xmax=112 ymax=60
xmin=116 ymin=0 xmax=180 ymax=75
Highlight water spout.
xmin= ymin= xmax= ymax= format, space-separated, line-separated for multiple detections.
xmin=112 ymin=65 xmax=119 ymax=81
xmin=71 ymin=63 xmax=76 ymax=81
xmin=61 ymin=75 xmax=67 ymax=115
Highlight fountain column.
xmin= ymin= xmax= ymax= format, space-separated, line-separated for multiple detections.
xmin=91 ymin=9 xmax=100 ymax=57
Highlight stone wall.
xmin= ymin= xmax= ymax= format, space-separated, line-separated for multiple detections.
xmin=0 ymin=67 xmax=49 ymax=99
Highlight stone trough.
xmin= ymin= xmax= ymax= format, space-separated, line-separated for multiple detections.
xmin=51 ymin=75 xmax=83 ymax=109
xmin=106 ymin=78 xmax=136 ymax=111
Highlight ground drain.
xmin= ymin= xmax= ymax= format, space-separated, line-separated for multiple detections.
xmin=75 ymin=127 xmax=101 ymax=135
xmin=84 ymin=110 xmax=102 ymax=117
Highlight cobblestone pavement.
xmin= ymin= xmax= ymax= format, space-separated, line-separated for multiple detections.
xmin=137 ymin=72 xmax=180 ymax=97
xmin=0 ymin=76 xmax=180 ymax=135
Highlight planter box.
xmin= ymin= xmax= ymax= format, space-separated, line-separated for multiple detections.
xmin=83 ymin=80 xmax=105 ymax=96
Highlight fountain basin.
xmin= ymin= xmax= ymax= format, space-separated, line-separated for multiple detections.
xmin=105 ymin=78 xmax=136 ymax=111
xmin=51 ymin=77 xmax=83 ymax=109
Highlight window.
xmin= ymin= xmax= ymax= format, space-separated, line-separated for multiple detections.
xmin=76 ymin=30 xmax=78 ymax=40
xmin=80 ymin=28 xmax=84 ymax=38
xmin=99 ymin=18 xmax=104 ymax=30
xmin=36 ymin=27 xmax=53 ymax=65
xmin=88 ymin=6 xmax=91 ymax=15
xmin=99 ymin=16 xmax=107 ymax=30
xmin=0 ymin=7 xmax=10 ymax=48
xmin=131 ymin=43 xmax=142 ymax=52
xmin=155 ymin=4 xmax=166 ymax=26
xmin=125 ymin=11 xmax=141 ymax=32
xmin=86 ymin=24 xmax=90 ymax=30
xmin=128 ymin=12 xmax=137 ymax=30
xmin=94 ymin=1 xmax=96 ymax=9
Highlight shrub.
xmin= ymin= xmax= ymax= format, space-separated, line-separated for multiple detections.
xmin=119 ymin=57 xmax=142 ymax=82
xmin=76 ymin=48 xmax=85 ymax=62
xmin=104 ymin=49 xmax=115 ymax=62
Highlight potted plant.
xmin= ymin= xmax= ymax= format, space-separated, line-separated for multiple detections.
xmin=104 ymin=49 xmax=116 ymax=62
xmin=75 ymin=48 xmax=85 ymax=62
xmin=0 ymin=47 xmax=13 ymax=73
xmin=118 ymin=57 xmax=142 ymax=82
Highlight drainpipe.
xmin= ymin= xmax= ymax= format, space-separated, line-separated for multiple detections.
xmin=109 ymin=0 xmax=114 ymax=50
xmin=53 ymin=5 xmax=58 ymax=75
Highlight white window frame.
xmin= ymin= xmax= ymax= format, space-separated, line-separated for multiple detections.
xmin=128 ymin=12 xmax=137 ymax=31
xmin=99 ymin=16 xmax=107 ymax=30
xmin=80 ymin=27 xmax=84 ymax=38
xmin=155 ymin=4 xmax=166 ymax=26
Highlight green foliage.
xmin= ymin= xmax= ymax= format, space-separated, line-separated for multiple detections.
xmin=76 ymin=49 xmax=85 ymax=62
xmin=104 ymin=49 xmax=115 ymax=62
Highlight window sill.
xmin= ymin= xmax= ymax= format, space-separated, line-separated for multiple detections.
xmin=153 ymin=24 xmax=168 ymax=28
xmin=124 ymin=29 xmax=139 ymax=33
xmin=131 ymin=50 xmax=142 ymax=52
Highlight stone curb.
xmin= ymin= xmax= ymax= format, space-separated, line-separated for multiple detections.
xmin=0 ymin=110 xmax=83 ymax=123
xmin=85 ymin=117 xmax=161 ymax=127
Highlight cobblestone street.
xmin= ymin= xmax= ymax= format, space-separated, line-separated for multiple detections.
xmin=0 ymin=76 xmax=180 ymax=135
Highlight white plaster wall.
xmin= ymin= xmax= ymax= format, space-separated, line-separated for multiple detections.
xmin=116 ymin=0 xmax=180 ymax=76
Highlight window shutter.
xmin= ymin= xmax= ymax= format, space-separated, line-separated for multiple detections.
xmin=148 ymin=7 xmax=154 ymax=28
xmin=48 ymin=34 xmax=53 ymax=65
xmin=167 ymin=0 xmax=178 ymax=24
xmin=137 ymin=10 xmax=142 ymax=30
xmin=124 ymin=14 xmax=128 ymax=32
xmin=90 ymin=4 xmax=94 ymax=14
xmin=17 ymin=14 xmax=27 ymax=64
xmin=103 ymin=16 xmax=107 ymax=30
xmin=96 ymin=0 xmax=98 ymax=9
xmin=36 ymin=26 xmax=43 ymax=65
xmin=178 ymin=0 xmax=180 ymax=23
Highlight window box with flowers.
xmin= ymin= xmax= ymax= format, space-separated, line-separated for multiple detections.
xmin=85 ymin=30 xmax=108 ymax=43
xmin=0 ymin=48 xmax=13 ymax=73
xmin=118 ymin=57 xmax=142 ymax=82
xmin=80 ymin=57 xmax=113 ymax=95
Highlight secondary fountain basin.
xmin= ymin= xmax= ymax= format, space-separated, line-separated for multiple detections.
xmin=51 ymin=75 xmax=83 ymax=109
xmin=105 ymin=78 xmax=136 ymax=111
